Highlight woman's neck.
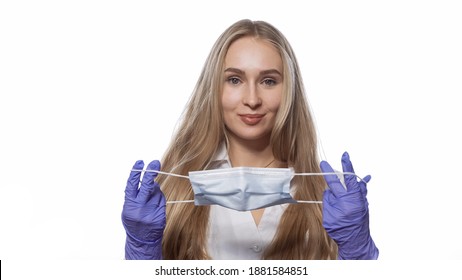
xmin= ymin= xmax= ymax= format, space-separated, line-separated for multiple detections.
xmin=227 ymin=136 xmax=278 ymax=168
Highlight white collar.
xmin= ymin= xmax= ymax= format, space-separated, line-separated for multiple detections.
xmin=208 ymin=142 xmax=231 ymax=169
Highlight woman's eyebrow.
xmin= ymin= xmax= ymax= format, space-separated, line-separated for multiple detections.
xmin=224 ymin=67 xmax=244 ymax=74
xmin=260 ymin=69 xmax=282 ymax=76
xmin=224 ymin=68 xmax=282 ymax=76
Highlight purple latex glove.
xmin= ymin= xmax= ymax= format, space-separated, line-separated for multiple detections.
xmin=320 ymin=152 xmax=379 ymax=260
xmin=122 ymin=160 xmax=166 ymax=260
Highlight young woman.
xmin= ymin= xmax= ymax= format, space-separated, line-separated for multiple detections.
xmin=122 ymin=19 xmax=378 ymax=260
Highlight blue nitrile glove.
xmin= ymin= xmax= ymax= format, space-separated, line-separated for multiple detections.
xmin=122 ymin=160 xmax=166 ymax=260
xmin=320 ymin=152 xmax=379 ymax=260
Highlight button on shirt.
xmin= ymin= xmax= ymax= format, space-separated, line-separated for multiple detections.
xmin=205 ymin=145 xmax=289 ymax=259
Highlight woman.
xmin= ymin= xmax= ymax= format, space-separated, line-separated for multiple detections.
xmin=122 ymin=19 xmax=378 ymax=260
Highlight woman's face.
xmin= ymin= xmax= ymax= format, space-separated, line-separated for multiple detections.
xmin=222 ymin=36 xmax=283 ymax=145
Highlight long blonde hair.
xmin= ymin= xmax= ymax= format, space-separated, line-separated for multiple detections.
xmin=157 ymin=19 xmax=337 ymax=259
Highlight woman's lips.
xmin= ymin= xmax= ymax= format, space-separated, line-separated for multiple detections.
xmin=239 ymin=114 xmax=265 ymax=125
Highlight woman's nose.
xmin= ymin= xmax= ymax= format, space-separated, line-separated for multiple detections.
xmin=243 ymin=84 xmax=262 ymax=108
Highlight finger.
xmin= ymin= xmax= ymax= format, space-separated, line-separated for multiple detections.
xmin=362 ymin=175 xmax=371 ymax=184
xmin=341 ymin=151 xmax=359 ymax=190
xmin=322 ymin=188 xmax=335 ymax=206
xmin=359 ymin=175 xmax=371 ymax=197
xmin=125 ymin=160 xmax=144 ymax=199
xmin=320 ymin=160 xmax=346 ymax=197
xmin=137 ymin=160 xmax=161 ymax=202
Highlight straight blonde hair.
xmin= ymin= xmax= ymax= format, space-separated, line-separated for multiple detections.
xmin=157 ymin=19 xmax=337 ymax=259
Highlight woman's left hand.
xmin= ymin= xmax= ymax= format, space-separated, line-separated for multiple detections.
xmin=320 ymin=152 xmax=379 ymax=260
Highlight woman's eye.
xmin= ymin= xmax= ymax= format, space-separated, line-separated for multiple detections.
xmin=227 ymin=77 xmax=241 ymax=85
xmin=262 ymin=78 xmax=277 ymax=86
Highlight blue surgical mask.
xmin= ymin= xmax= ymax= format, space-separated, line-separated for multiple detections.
xmin=188 ymin=167 xmax=297 ymax=211
xmin=133 ymin=167 xmax=362 ymax=211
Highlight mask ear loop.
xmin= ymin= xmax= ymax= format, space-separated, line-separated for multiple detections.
xmin=131 ymin=169 xmax=194 ymax=204
xmin=133 ymin=169 xmax=368 ymax=183
xmin=293 ymin=172 xmax=369 ymax=204
xmin=131 ymin=169 xmax=189 ymax=179
xmin=294 ymin=172 xmax=369 ymax=184
xmin=132 ymin=169 xmax=369 ymax=205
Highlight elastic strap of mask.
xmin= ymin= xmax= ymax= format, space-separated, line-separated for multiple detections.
xmin=166 ymin=200 xmax=195 ymax=204
xmin=131 ymin=169 xmax=190 ymax=179
xmin=131 ymin=169 xmax=366 ymax=204
xmin=165 ymin=200 xmax=323 ymax=204
xmin=294 ymin=172 xmax=369 ymax=184
xmin=132 ymin=169 xmax=192 ymax=204
xmin=134 ymin=169 xmax=367 ymax=182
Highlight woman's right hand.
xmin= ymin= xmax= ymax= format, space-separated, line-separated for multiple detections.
xmin=122 ymin=160 xmax=166 ymax=260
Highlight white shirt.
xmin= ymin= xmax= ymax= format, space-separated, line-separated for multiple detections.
xmin=205 ymin=145 xmax=289 ymax=259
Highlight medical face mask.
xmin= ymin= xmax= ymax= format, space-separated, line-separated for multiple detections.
xmin=188 ymin=167 xmax=297 ymax=211
xmin=134 ymin=167 xmax=362 ymax=211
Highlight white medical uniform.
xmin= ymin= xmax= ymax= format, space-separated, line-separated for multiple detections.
xmin=205 ymin=145 xmax=290 ymax=259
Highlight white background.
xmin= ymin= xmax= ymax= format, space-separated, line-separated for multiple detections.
xmin=1 ymin=0 xmax=461 ymax=274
